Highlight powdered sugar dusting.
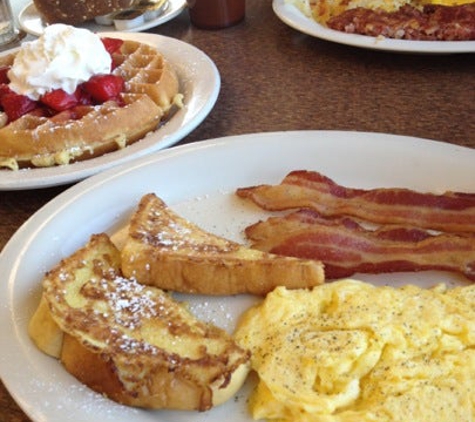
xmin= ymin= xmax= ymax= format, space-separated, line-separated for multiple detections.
xmin=171 ymin=191 xmax=270 ymax=244
xmin=102 ymin=276 xmax=159 ymax=329
xmin=78 ymin=274 xmax=169 ymax=354
xmin=28 ymin=375 xmax=141 ymax=420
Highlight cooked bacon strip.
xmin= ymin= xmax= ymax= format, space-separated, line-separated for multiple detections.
xmin=245 ymin=209 xmax=475 ymax=280
xmin=236 ymin=170 xmax=475 ymax=233
xmin=327 ymin=4 xmax=475 ymax=41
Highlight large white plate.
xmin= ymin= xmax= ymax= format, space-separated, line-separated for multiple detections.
xmin=1 ymin=130 xmax=474 ymax=422
xmin=273 ymin=0 xmax=475 ymax=54
xmin=0 ymin=31 xmax=220 ymax=190
xmin=18 ymin=0 xmax=186 ymax=37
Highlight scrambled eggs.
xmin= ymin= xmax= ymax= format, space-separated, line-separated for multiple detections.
xmin=428 ymin=0 xmax=473 ymax=4
xmin=288 ymin=0 xmax=473 ymax=25
xmin=235 ymin=279 xmax=475 ymax=422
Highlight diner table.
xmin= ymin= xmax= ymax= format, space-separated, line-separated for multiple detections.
xmin=1 ymin=0 xmax=474 ymax=420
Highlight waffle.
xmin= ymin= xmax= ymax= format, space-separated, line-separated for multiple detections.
xmin=30 ymin=233 xmax=251 ymax=410
xmin=0 ymin=39 xmax=182 ymax=170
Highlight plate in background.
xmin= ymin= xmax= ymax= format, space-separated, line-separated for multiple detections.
xmin=273 ymin=0 xmax=475 ymax=54
xmin=19 ymin=0 xmax=187 ymax=36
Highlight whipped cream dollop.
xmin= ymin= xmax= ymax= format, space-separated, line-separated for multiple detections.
xmin=8 ymin=24 xmax=112 ymax=100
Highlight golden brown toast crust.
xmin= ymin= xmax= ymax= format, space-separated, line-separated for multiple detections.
xmin=40 ymin=233 xmax=250 ymax=410
xmin=121 ymin=193 xmax=325 ymax=295
xmin=28 ymin=294 xmax=64 ymax=358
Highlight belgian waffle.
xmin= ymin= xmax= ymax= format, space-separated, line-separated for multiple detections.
xmin=0 ymin=38 xmax=182 ymax=170
xmin=112 ymin=39 xmax=180 ymax=113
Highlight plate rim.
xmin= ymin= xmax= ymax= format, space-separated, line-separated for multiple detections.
xmin=2 ymin=129 xmax=475 ymax=422
xmin=0 ymin=31 xmax=220 ymax=191
xmin=18 ymin=0 xmax=187 ymax=37
xmin=272 ymin=0 xmax=475 ymax=54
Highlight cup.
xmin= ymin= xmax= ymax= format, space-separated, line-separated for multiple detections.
xmin=0 ymin=0 xmax=17 ymax=47
xmin=187 ymin=0 xmax=245 ymax=30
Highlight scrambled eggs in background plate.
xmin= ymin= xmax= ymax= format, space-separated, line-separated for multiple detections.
xmin=234 ymin=279 xmax=475 ymax=422
xmin=288 ymin=0 xmax=474 ymax=25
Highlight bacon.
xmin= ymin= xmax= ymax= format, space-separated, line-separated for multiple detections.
xmin=326 ymin=3 xmax=475 ymax=41
xmin=245 ymin=209 xmax=475 ymax=281
xmin=236 ymin=170 xmax=475 ymax=233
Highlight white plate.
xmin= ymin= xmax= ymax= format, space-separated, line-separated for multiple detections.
xmin=0 ymin=31 xmax=220 ymax=190
xmin=273 ymin=0 xmax=475 ymax=53
xmin=18 ymin=0 xmax=186 ymax=36
xmin=1 ymin=130 xmax=474 ymax=422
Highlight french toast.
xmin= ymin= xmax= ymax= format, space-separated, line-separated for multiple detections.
xmin=0 ymin=38 xmax=182 ymax=170
xmin=28 ymin=294 xmax=64 ymax=358
xmin=33 ymin=233 xmax=250 ymax=411
xmin=120 ymin=193 xmax=325 ymax=295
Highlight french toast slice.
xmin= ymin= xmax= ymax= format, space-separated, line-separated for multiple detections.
xmin=28 ymin=294 xmax=64 ymax=358
xmin=36 ymin=233 xmax=250 ymax=411
xmin=120 ymin=193 xmax=325 ymax=295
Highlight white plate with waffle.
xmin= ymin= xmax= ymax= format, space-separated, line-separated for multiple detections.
xmin=0 ymin=31 xmax=220 ymax=190
xmin=1 ymin=130 xmax=475 ymax=422
xmin=273 ymin=0 xmax=475 ymax=54
xmin=19 ymin=0 xmax=187 ymax=36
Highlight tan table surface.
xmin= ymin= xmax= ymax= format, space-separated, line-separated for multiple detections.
xmin=1 ymin=1 xmax=475 ymax=421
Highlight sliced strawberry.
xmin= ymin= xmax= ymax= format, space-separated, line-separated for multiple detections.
xmin=0 ymin=66 xmax=10 ymax=84
xmin=0 ymin=83 xmax=11 ymax=101
xmin=101 ymin=38 xmax=123 ymax=70
xmin=75 ymin=85 xmax=94 ymax=106
xmin=40 ymin=88 xmax=79 ymax=111
xmin=83 ymin=74 xmax=124 ymax=103
xmin=0 ymin=91 xmax=38 ymax=122
xmin=101 ymin=37 xmax=124 ymax=55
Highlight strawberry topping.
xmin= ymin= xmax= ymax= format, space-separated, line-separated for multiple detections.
xmin=40 ymin=88 xmax=80 ymax=112
xmin=0 ymin=37 xmax=126 ymax=124
xmin=101 ymin=37 xmax=124 ymax=55
xmin=83 ymin=74 xmax=125 ymax=104
xmin=0 ymin=66 xmax=10 ymax=85
xmin=0 ymin=88 xmax=38 ymax=122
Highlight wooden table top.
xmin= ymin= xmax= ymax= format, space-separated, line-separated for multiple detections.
xmin=1 ymin=1 xmax=474 ymax=421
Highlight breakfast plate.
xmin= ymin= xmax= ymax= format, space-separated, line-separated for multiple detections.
xmin=18 ymin=0 xmax=187 ymax=36
xmin=0 ymin=31 xmax=220 ymax=191
xmin=1 ymin=130 xmax=474 ymax=422
xmin=273 ymin=0 xmax=475 ymax=54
